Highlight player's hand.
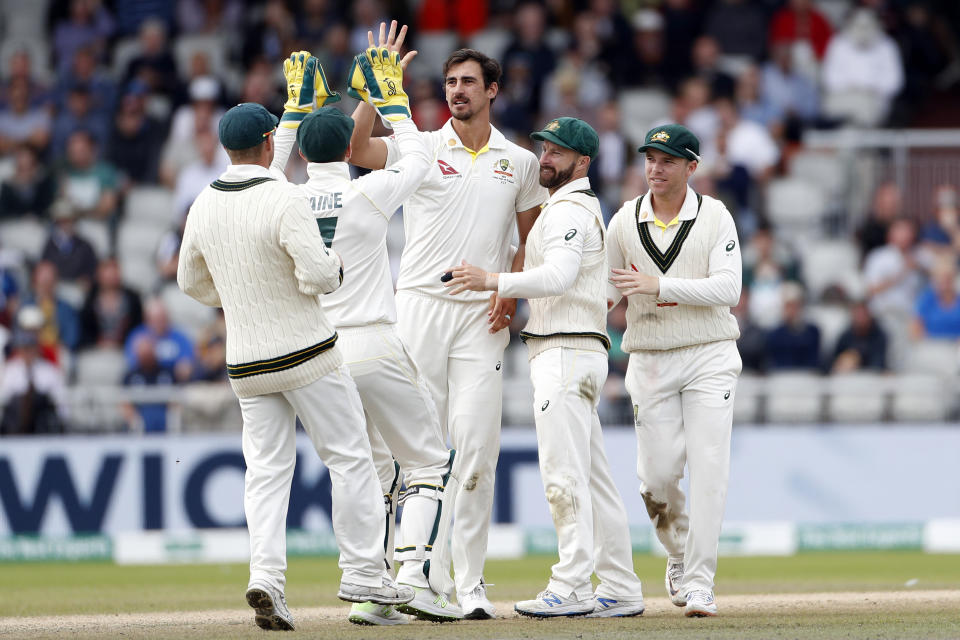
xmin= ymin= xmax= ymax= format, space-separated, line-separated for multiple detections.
xmin=443 ymin=260 xmax=497 ymax=294
xmin=611 ymin=268 xmax=661 ymax=297
xmin=488 ymin=294 xmax=516 ymax=334
xmin=281 ymin=51 xmax=340 ymax=128
xmin=348 ymin=21 xmax=417 ymax=108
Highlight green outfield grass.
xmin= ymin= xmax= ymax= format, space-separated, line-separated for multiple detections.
xmin=1 ymin=551 xmax=958 ymax=618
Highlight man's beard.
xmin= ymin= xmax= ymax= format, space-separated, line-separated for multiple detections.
xmin=449 ymin=97 xmax=475 ymax=121
xmin=539 ymin=162 xmax=575 ymax=189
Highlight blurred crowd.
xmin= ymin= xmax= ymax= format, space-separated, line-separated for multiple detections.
xmin=1 ymin=0 xmax=960 ymax=433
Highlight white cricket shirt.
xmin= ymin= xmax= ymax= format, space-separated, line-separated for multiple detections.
xmin=383 ymin=119 xmax=546 ymax=303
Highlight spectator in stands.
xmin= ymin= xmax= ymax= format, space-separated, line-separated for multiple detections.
xmin=590 ymin=0 xmax=635 ymax=87
xmin=52 ymin=0 xmax=115 ymax=75
xmin=0 ymin=78 xmax=52 ymax=155
xmin=766 ymin=282 xmax=821 ymax=371
xmin=0 ymin=48 xmax=51 ymax=110
xmin=242 ymin=0 xmax=298 ymax=68
xmin=864 ymin=217 xmax=924 ymax=316
xmin=594 ymin=101 xmax=629 ymax=219
xmin=122 ymin=333 xmax=174 ymax=433
xmin=122 ymin=18 xmax=180 ymax=102
xmin=0 ymin=316 xmax=66 ymax=435
xmin=177 ymin=0 xmax=243 ymax=35
xmin=661 ymin=0 xmax=701 ymax=86
xmin=743 ymin=225 xmax=801 ymax=328
xmin=22 ymin=261 xmax=80 ymax=359
xmin=40 ymin=199 xmax=99 ymax=289
xmin=541 ymin=13 xmax=612 ymax=121
xmin=630 ymin=9 xmax=668 ymax=88
xmin=50 ymin=83 xmax=110 ymax=160
xmin=55 ymin=46 xmax=116 ymax=118
xmin=895 ymin=2 xmax=953 ymax=121
xmin=107 ymin=82 xmax=165 ymax=185
xmin=0 ymin=145 xmax=56 ymax=220
xmin=760 ymin=42 xmax=820 ymax=137
xmin=0 ymin=266 xmax=19 ymax=330
xmin=690 ymin=35 xmax=735 ymax=99
xmin=768 ymin=0 xmax=833 ymax=70
xmin=173 ymin=129 xmax=227 ymax=220
xmin=732 ymin=288 xmax=766 ymax=373
xmin=191 ymin=310 xmax=227 ymax=382
xmin=919 ymin=184 xmax=960 ymax=254
xmin=58 ymin=129 xmax=120 ymax=222
xmin=857 ymin=181 xmax=903 ymax=259
xmin=500 ymin=2 xmax=556 ymax=125
xmin=124 ymin=297 xmax=194 ymax=382
xmin=830 ymin=300 xmax=888 ymax=373
xmin=159 ymin=77 xmax=227 ymax=187
xmin=237 ymin=59 xmax=285 ymax=115
xmin=735 ymin=64 xmax=781 ymax=131
xmin=314 ymin=22 xmax=353 ymax=89
xmin=676 ymin=75 xmax=719 ymax=148
xmin=79 ymin=256 xmax=143 ymax=349
xmin=704 ymin=0 xmax=767 ymax=61
xmin=822 ymin=8 xmax=904 ymax=127
xmin=911 ymin=256 xmax=960 ymax=340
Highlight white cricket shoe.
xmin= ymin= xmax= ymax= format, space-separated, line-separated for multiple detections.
xmin=585 ymin=595 xmax=645 ymax=618
xmin=460 ymin=582 xmax=496 ymax=620
xmin=396 ymin=585 xmax=463 ymax=622
xmin=348 ymin=601 xmax=410 ymax=625
xmin=666 ymin=559 xmax=687 ymax=606
xmin=245 ymin=580 xmax=294 ymax=631
xmin=684 ymin=589 xmax=718 ymax=617
xmin=338 ymin=575 xmax=415 ymax=605
xmin=514 ymin=590 xmax=595 ymax=618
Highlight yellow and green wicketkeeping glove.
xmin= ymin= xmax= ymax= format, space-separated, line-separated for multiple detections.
xmin=347 ymin=46 xmax=410 ymax=122
xmin=280 ymin=51 xmax=340 ymax=128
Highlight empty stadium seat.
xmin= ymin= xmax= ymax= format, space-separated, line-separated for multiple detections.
xmin=826 ymin=372 xmax=888 ymax=422
xmin=902 ymin=339 xmax=959 ymax=377
xmin=765 ymin=177 xmax=828 ymax=236
xmin=173 ymin=34 xmax=228 ymax=80
xmin=890 ymin=374 xmax=952 ymax=422
xmin=409 ymin=32 xmax=459 ymax=79
xmin=117 ymin=219 xmax=166 ymax=295
xmin=802 ymin=240 xmax=860 ymax=301
xmin=789 ymin=150 xmax=847 ymax=197
xmin=75 ymin=218 xmax=111 ymax=258
xmin=74 ymin=347 xmax=128 ymax=386
xmin=160 ymin=282 xmax=215 ymax=342
xmin=125 ymin=186 xmax=175 ymax=224
xmin=806 ymin=304 xmax=851 ymax=362
xmin=764 ymin=371 xmax=824 ymax=423
xmin=467 ymin=28 xmax=510 ymax=61
xmin=0 ymin=217 xmax=47 ymax=260
xmin=618 ymin=89 xmax=672 ymax=147
xmin=733 ymin=373 xmax=762 ymax=424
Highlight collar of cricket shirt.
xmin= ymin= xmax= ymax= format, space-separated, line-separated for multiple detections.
xmin=546 ymin=177 xmax=593 ymax=206
xmin=306 ymin=162 xmax=350 ymax=181
xmin=440 ymin=118 xmax=508 ymax=152
xmin=218 ymin=163 xmax=275 ymax=182
xmin=637 ymin=184 xmax=700 ymax=224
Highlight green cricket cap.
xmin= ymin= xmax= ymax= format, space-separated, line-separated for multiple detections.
xmin=218 ymin=103 xmax=279 ymax=150
xmin=530 ymin=117 xmax=599 ymax=160
xmin=297 ymin=107 xmax=355 ymax=163
xmin=638 ymin=123 xmax=700 ymax=161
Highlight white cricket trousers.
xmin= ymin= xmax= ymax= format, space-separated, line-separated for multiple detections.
xmin=625 ymin=339 xmax=741 ymax=593
xmin=238 ymin=364 xmax=386 ymax=592
xmin=338 ymin=323 xmax=452 ymax=586
xmin=396 ymin=290 xmax=510 ymax=595
xmin=530 ymin=347 xmax=644 ymax=602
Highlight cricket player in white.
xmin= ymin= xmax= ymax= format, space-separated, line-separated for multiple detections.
xmin=607 ymin=124 xmax=742 ymax=617
xmin=270 ymin=45 xmax=462 ymax=624
xmin=177 ymin=97 xmax=413 ymax=632
xmin=444 ymin=117 xmax=645 ymax=619
xmin=349 ymin=22 xmax=547 ymax=619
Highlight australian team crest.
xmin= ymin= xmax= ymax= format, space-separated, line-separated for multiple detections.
xmin=545 ymin=120 xmax=561 ymax=132
xmin=493 ymin=157 xmax=515 ymax=182
xmin=651 ymin=130 xmax=670 ymax=143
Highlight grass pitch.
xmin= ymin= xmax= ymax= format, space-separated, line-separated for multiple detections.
xmin=1 ymin=552 xmax=959 ymax=639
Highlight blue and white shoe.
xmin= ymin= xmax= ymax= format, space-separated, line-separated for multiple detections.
xmin=514 ymin=590 xmax=595 ymax=617
xmin=585 ymin=595 xmax=645 ymax=618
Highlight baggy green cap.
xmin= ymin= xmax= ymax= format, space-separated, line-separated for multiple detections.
xmin=638 ymin=123 xmax=700 ymax=161
xmin=218 ymin=103 xmax=279 ymax=150
xmin=297 ymin=107 xmax=355 ymax=163
xmin=530 ymin=117 xmax=599 ymax=160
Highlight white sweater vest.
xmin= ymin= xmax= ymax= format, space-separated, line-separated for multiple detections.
xmin=521 ymin=188 xmax=610 ymax=359
xmin=180 ymin=175 xmax=343 ymax=398
xmin=616 ymin=193 xmax=740 ymax=351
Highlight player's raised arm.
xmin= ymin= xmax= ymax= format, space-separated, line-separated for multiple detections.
xmin=348 ymin=21 xmax=417 ymax=170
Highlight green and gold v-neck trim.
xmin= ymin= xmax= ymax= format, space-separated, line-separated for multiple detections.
xmin=634 ymin=193 xmax=702 ymax=274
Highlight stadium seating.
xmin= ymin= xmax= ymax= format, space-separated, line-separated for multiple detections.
xmin=806 ymin=303 xmax=851 ymax=362
xmin=902 ymin=339 xmax=959 ymax=377
xmin=617 ymin=89 xmax=672 ymax=148
xmin=733 ymin=373 xmax=762 ymax=424
xmin=117 ymin=218 xmax=166 ymax=296
xmin=159 ymin=282 xmax=215 ymax=342
xmin=826 ymin=372 xmax=888 ymax=422
xmin=788 ymin=150 xmax=848 ymax=198
xmin=765 ymin=177 xmax=828 ymax=241
xmin=75 ymin=218 xmax=111 ymax=259
xmin=890 ymin=374 xmax=952 ymax=422
xmin=409 ymin=32 xmax=458 ymax=79
xmin=124 ymin=186 xmax=176 ymax=224
xmin=173 ymin=34 xmax=228 ymax=81
xmin=0 ymin=217 xmax=47 ymax=260
xmin=467 ymin=28 xmax=510 ymax=63
xmin=764 ymin=371 xmax=824 ymax=423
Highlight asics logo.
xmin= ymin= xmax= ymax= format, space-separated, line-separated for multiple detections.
xmin=542 ymin=593 xmax=562 ymax=607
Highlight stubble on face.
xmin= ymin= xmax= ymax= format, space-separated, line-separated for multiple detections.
xmin=539 ymin=158 xmax=576 ymax=189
